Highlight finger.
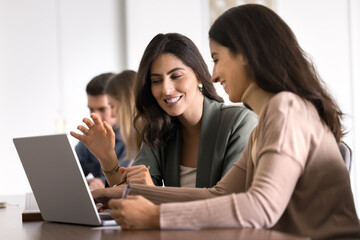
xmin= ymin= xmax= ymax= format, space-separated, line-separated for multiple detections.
xmin=123 ymin=165 xmax=144 ymax=175
xmin=70 ymin=131 xmax=85 ymax=141
xmin=120 ymin=171 xmax=128 ymax=182
xmin=119 ymin=167 xmax=127 ymax=174
xmin=119 ymin=166 xmax=142 ymax=182
xmin=103 ymin=121 xmax=114 ymax=135
xmin=108 ymin=198 xmax=123 ymax=209
xmin=82 ymin=117 xmax=94 ymax=129
xmin=77 ymin=125 xmax=90 ymax=135
xmin=113 ymin=215 xmax=127 ymax=228
xmin=90 ymin=113 xmax=103 ymax=125
xmin=126 ymin=166 xmax=149 ymax=178
xmin=127 ymin=177 xmax=148 ymax=184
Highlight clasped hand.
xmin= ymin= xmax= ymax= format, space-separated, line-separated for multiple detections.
xmin=92 ymin=186 xmax=160 ymax=229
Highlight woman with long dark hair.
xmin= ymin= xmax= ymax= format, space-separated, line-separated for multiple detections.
xmin=71 ymin=33 xmax=257 ymax=189
xmin=87 ymin=4 xmax=360 ymax=239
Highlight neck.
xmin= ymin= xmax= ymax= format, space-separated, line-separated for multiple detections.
xmin=241 ymin=83 xmax=275 ymax=117
xmin=178 ymin=94 xmax=204 ymax=134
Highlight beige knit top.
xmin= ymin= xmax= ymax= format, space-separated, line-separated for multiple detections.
xmin=129 ymin=84 xmax=360 ymax=239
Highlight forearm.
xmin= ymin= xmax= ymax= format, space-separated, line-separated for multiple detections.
xmin=160 ymin=194 xmax=242 ymax=230
xmin=160 ymin=153 xmax=302 ymax=230
xmin=128 ymin=184 xmax=215 ymax=204
xmin=129 ymin=162 xmax=247 ymax=204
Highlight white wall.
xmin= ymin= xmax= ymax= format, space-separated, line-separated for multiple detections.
xmin=0 ymin=0 xmax=124 ymax=195
xmin=125 ymin=0 xmax=211 ymax=71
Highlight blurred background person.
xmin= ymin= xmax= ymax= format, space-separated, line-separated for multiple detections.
xmin=75 ymin=73 xmax=127 ymax=190
xmin=105 ymin=70 xmax=140 ymax=167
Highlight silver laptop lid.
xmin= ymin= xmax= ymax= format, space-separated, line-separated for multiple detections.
xmin=13 ymin=134 xmax=102 ymax=226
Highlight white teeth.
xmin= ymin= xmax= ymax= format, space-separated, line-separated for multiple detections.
xmin=165 ymin=96 xmax=180 ymax=103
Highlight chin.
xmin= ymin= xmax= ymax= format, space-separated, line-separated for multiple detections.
xmin=229 ymin=95 xmax=241 ymax=103
xmin=166 ymin=112 xmax=182 ymax=117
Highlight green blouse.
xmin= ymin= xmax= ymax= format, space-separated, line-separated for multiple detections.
xmin=132 ymin=97 xmax=258 ymax=188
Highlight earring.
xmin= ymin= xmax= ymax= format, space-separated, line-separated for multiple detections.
xmin=198 ymin=83 xmax=203 ymax=92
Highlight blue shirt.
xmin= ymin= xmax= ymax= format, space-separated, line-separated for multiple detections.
xmin=75 ymin=128 xmax=128 ymax=184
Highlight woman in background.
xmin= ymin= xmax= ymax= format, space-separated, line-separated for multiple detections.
xmin=88 ymin=4 xmax=360 ymax=239
xmin=105 ymin=70 xmax=140 ymax=166
xmin=71 ymin=33 xmax=257 ymax=188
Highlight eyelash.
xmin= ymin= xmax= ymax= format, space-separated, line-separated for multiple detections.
xmin=171 ymin=74 xmax=181 ymax=79
xmin=151 ymin=73 xmax=182 ymax=84
xmin=151 ymin=79 xmax=162 ymax=85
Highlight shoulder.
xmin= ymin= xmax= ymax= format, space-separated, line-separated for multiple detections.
xmin=262 ymin=92 xmax=320 ymax=128
xmin=266 ymin=92 xmax=309 ymax=114
xmin=220 ymin=102 xmax=258 ymax=125
xmin=206 ymin=97 xmax=257 ymax=120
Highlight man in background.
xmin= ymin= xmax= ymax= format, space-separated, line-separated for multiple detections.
xmin=75 ymin=72 xmax=127 ymax=190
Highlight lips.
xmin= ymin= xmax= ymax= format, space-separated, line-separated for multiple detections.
xmin=220 ymin=81 xmax=228 ymax=92
xmin=165 ymin=96 xmax=181 ymax=104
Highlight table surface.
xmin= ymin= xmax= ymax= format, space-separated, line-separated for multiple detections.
xmin=0 ymin=195 xmax=310 ymax=240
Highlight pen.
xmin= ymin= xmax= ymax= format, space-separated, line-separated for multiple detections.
xmin=122 ymin=184 xmax=131 ymax=199
xmin=113 ymin=179 xmax=126 ymax=187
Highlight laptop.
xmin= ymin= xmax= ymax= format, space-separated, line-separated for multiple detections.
xmin=13 ymin=134 xmax=116 ymax=226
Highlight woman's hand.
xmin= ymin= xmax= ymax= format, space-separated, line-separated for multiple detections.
xmin=92 ymin=185 xmax=125 ymax=211
xmin=119 ymin=165 xmax=155 ymax=186
xmin=70 ymin=113 xmax=116 ymax=164
xmin=108 ymin=195 xmax=160 ymax=229
xmin=87 ymin=178 xmax=105 ymax=191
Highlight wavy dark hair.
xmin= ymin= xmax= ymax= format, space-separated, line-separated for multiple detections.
xmin=134 ymin=33 xmax=223 ymax=148
xmin=209 ymin=4 xmax=343 ymax=141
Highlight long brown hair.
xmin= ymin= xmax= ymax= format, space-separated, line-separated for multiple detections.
xmin=105 ymin=70 xmax=140 ymax=160
xmin=134 ymin=33 xmax=223 ymax=148
xmin=209 ymin=4 xmax=344 ymax=141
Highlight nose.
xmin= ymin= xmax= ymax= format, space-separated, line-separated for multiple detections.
xmin=162 ymin=78 xmax=175 ymax=95
xmin=211 ymin=65 xmax=219 ymax=83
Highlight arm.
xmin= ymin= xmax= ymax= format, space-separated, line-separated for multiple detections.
xmin=70 ymin=113 xmax=122 ymax=186
xmin=99 ymin=151 xmax=301 ymax=230
xmin=160 ymin=153 xmax=302 ymax=229
xmin=128 ymin=144 xmax=251 ymax=204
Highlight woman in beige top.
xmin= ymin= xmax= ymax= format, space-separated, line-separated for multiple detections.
xmin=86 ymin=4 xmax=360 ymax=239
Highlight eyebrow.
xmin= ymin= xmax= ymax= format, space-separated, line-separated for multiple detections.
xmin=150 ymin=67 xmax=185 ymax=77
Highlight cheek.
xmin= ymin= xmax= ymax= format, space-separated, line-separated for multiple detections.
xmin=151 ymin=85 xmax=163 ymax=103
xmin=179 ymin=79 xmax=197 ymax=94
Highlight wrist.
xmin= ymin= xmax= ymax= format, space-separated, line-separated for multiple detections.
xmin=101 ymin=162 xmax=120 ymax=175
xmin=151 ymin=205 xmax=161 ymax=229
xmin=99 ymin=151 xmax=118 ymax=172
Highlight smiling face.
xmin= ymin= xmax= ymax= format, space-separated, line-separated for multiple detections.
xmin=209 ymin=39 xmax=252 ymax=103
xmin=150 ymin=53 xmax=203 ymax=120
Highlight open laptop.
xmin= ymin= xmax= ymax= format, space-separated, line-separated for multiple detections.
xmin=13 ymin=134 xmax=116 ymax=226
